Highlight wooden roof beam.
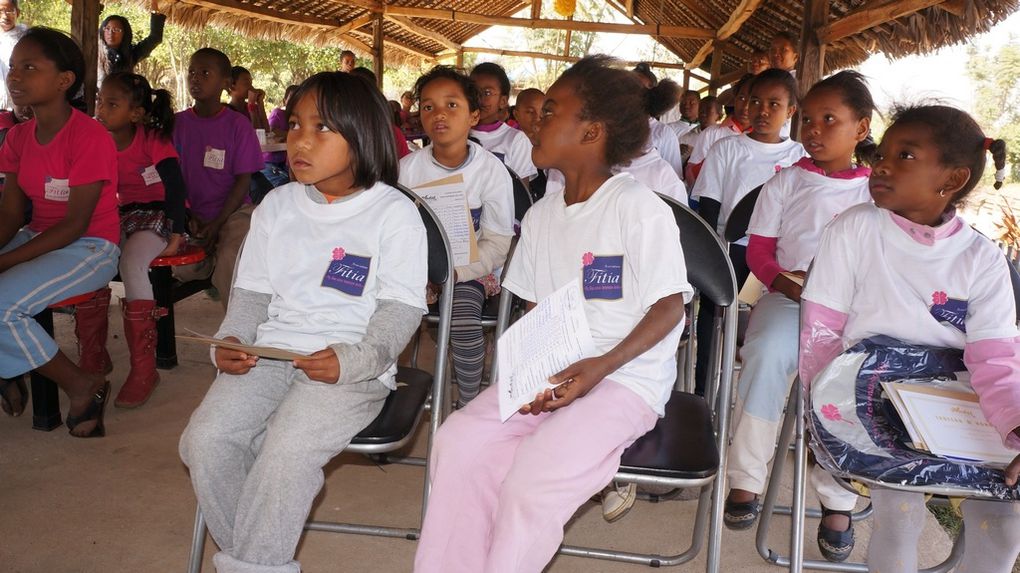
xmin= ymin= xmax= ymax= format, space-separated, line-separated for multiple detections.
xmin=176 ymin=0 xmax=345 ymax=28
xmin=385 ymin=15 xmax=462 ymax=51
xmin=817 ymin=0 xmax=946 ymax=44
xmin=335 ymin=13 xmax=376 ymax=35
xmin=936 ymin=0 xmax=967 ymax=17
xmin=531 ymin=0 xmax=541 ymax=19
xmin=381 ymin=6 xmax=714 ymax=39
xmin=686 ymin=0 xmax=765 ymax=70
xmin=455 ymin=46 xmax=689 ymax=70
xmin=351 ymin=29 xmax=436 ymax=61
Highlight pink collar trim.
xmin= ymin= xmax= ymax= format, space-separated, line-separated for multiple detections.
xmin=794 ymin=157 xmax=871 ymax=180
xmin=889 ymin=209 xmax=963 ymax=246
xmin=474 ymin=121 xmax=503 ymax=133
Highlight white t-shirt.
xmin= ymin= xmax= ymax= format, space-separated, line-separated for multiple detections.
xmin=615 ymin=148 xmax=688 ymax=205
xmin=648 ymin=117 xmax=683 ymax=177
xmin=470 ymin=122 xmax=538 ymax=180
xmin=0 ymin=24 xmax=26 ymax=111
xmin=399 ymin=141 xmax=514 ymax=278
xmin=234 ymin=182 xmax=428 ymax=389
xmin=691 ymin=134 xmax=806 ymax=244
xmin=668 ymin=119 xmax=698 ymax=140
xmin=746 ymin=163 xmax=871 ymax=273
xmin=503 ymin=173 xmax=694 ymax=416
xmin=688 ymin=120 xmax=742 ymax=167
xmin=804 ymin=203 xmax=1019 ymax=350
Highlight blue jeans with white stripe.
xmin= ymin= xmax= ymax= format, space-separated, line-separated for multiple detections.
xmin=0 ymin=228 xmax=120 ymax=378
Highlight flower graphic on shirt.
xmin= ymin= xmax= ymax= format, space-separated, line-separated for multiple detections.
xmin=821 ymin=403 xmax=852 ymax=424
xmin=582 ymin=252 xmax=595 ymax=266
xmin=932 ymin=291 xmax=948 ymax=306
xmin=332 ymin=247 xmax=346 ymax=261
xmin=774 ymin=165 xmax=782 ymax=173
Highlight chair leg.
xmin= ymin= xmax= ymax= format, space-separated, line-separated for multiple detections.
xmin=188 ymin=506 xmax=206 ymax=573
xmin=790 ymin=385 xmax=809 ymax=573
xmin=29 ymin=308 xmax=62 ymax=431
xmin=149 ymin=266 xmax=178 ymax=369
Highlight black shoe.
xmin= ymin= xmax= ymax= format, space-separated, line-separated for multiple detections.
xmin=817 ymin=506 xmax=855 ymax=562
xmin=723 ymin=495 xmax=760 ymax=530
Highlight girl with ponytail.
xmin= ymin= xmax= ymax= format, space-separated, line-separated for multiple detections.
xmin=96 ymin=72 xmax=187 ymax=408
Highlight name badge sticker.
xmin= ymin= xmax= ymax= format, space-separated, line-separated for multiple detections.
xmin=321 ymin=247 xmax=372 ymax=297
xmin=44 ymin=176 xmax=70 ymax=202
xmin=140 ymin=165 xmax=161 ymax=186
xmin=581 ymin=252 xmax=624 ymax=300
xmin=203 ymin=146 xmax=226 ymax=170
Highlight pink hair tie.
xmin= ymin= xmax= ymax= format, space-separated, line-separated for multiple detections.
xmin=983 ymin=137 xmax=994 ymax=151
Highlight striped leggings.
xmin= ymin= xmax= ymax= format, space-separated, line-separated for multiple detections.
xmin=0 ymin=228 xmax=120 ymax=377
xmin=451 ymin=281 xmax=487 ymax=407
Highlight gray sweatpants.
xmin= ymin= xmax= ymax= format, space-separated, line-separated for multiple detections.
xmin=179 ymin=359 xmax=389 ymax=573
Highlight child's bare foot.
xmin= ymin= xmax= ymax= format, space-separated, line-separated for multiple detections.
xmin=66 ymin=375 xmax=109 ymax=438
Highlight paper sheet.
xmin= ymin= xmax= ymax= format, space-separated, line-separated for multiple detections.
xmin=412 ymin=174 xmax=479 ymax=268
xmin=881 ymin=382 xmax=1015 ymax=465
xmin=738 ymin=273 xmax=766 ymax=306
xmin=496 ymin=279 xmax=597 ymax=421
xmin=176 ymin=332 xmax=309 ymax=361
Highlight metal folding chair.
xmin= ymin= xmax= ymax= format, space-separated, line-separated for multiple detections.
xmin=753 ymin=258 xmax=1020 ymax=572
xmin=186 ymin=183 xmax=455 ymax=572
xmin=492 ymin=194 xmax=739 ymax=571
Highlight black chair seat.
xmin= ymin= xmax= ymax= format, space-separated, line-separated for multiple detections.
xmin=352 ymin=367 xmax=432 ymax=445
xmin=425 ymin=295 xmax=502 ymax=321
xmin=618 ymin=391 xmax=719 ymax=479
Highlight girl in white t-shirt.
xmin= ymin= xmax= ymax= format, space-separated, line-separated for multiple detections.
xmin=724 ymin=71 xmax=875 ymax=562
xmin=801 ymin=105 xmax=1019 ymax=573
xmin=399 ymin=66 xmax=515 ymax=408
xmin=415 ymin=55 xmax=693 ymax=573
xmin=179 ymin=72 xmax=428 ymax=573
xmin=685 ymin=73 xmax=754 ymax=189
xmin=469 ymin=62 xmax=538 ymax=182
xmin=691 ymin=68 xmax=806 ymax=394
xmin=639 ymin=75 xmax=684 ymax=177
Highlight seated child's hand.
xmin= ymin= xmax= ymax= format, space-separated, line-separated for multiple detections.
xmin=772 ymin=270 xmax=805 ymax=303
xmin=215 ymin=336 xmax=258 ymax=374
xmin=519 ymin=356 xmax=613 ymax=415
xmin=293 ymin=349 xmax=341 ymax=384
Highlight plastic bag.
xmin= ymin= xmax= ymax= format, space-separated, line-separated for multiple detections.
xmin=808 ymin=336 xmax=1020 ymax=501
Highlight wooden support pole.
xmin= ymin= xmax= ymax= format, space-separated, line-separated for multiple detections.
xmin=683 ymin=70 xmax=690 ymax=91
xmin=530 ymin=0 xmax=542 ymax=19
xmin=456 ymin=49 xmax=464 ymax=70
xmin=708 ymin=41 xmax=724 ymax=96
xmin=373 ymin=13 xmax=384 ymax=90
xmin=71 ymin=0 xmax=100 ymax=114
xmin=795 ymin=0 xmax=828 ymax=140
xmin=563 ymin=16 xmax=572 ymax=57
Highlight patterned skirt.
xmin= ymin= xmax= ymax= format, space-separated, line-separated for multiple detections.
xmin=120 ymin=204 xmax=173 ymax=241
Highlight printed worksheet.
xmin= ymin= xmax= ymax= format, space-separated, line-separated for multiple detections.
xmin=497 ymin=279 xmax=597 ymax=421
xmin=412 ymin=174 xmax=478 ymax=267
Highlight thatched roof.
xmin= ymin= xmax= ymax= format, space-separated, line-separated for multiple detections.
xmin=145 ymin=0 xmax=1020 ymax=77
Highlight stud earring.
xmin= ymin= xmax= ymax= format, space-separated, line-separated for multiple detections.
xmin=939 ymin=188 xmax=946 ymax=198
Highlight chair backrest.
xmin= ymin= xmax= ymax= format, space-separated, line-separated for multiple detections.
xmin=505 ymin=165 xmax=534 ymax=225
xmin=395 ymin=182 xmax=451 ymax=287
xmin=723 ymin=184 xmax=763 ymax=243
xmin=657 ymin=193 xmax=736 ymax=308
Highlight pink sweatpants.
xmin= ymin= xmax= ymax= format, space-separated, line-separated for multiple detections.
xmin=413 ymin=379 xmax=658 ymax=573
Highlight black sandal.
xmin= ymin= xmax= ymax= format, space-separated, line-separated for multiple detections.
xmin=723 ymin=495 xmax=760 ymax=530
xmin=0 ymin=376 xmax=28 ymax=417
xmin=817 ymin=506 xmax=855 ymax=562
xmin=66 ymin=382 xmax=110 ymax=438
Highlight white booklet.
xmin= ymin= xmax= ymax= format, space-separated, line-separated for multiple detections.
xmin=411 ymin=174 xmax=479 ymax=268
xmin=497 ymin=279 xmax=597 ymax=421
xmin=881 ymin=381 xmax=1016 ymax=465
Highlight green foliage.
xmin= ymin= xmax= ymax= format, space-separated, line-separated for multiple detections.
xmin=968 ymin=41 xmax=1020 ymax=183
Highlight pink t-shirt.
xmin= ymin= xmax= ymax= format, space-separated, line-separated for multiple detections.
xmin=0 ymin=108 xmax=120 ymax=244
xmin=173 ymin=106 xmax=263 ymax=221
xmin=117 ymin=126 xmax=179 ymax=206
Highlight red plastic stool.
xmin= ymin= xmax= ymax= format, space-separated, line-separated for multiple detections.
xmin=29 ymin=290 xmax=102 ymax=431
xmin=149 ymin=244 xmax=207 ymax=369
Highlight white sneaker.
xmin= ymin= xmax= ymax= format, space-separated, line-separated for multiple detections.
xmin=601 ymin=482 xmax=637 ymax=522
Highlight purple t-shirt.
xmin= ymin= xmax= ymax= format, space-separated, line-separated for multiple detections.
xmin=264 ymin=106 xmax=287 ymax=164
xmin=173 ymin=106 xmax=264 ymax=221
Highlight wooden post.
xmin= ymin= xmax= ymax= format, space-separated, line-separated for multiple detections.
xmin=708 ymin=41 xmax=723 ymax=96
xmin=456 ymin=49 xmax=464 ymax=70
xmin=795 ymin=0 xmax=827 ymax=140
xmin=70 ymin=0 xmax=100 ymax=114
xmin=373 ymin=13 xmax=384 ymax=90
xmin=683 ymin=69 xmax=690 ymax=91
xmin=564 ymin=16 xmax=572 ymax=57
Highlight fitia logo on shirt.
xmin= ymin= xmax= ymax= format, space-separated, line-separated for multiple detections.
xmin=321 ymin=247 xmax=371 ymax=296
xmin=929 ymin=290 xmax=967 ymax=333
xmin=470 ymin=207 xmax=482 ymax=232
xmin=582 ymin=252 xmax=623 ymax=300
